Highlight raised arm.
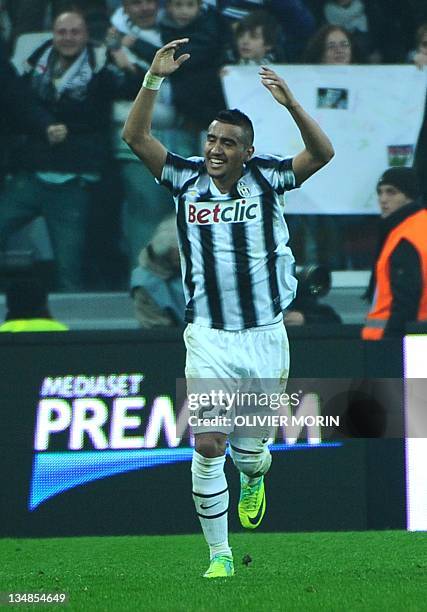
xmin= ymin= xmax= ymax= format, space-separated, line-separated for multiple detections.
xmin=259 ymin=66 xmax=334 ymax=186
xmin=122 ymin=39 xmax=190 ymax=180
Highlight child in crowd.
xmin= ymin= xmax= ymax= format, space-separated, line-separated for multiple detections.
xmin=160 ymin=0 xmax=228 ymax=131
xmin=165 ymin=0 xmax=201 ymax=28
xmin=231 ymin=10 xmax=279 ymax=64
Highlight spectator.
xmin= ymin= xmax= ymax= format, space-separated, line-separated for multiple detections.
xmin=130 ymin=215 xmax=185 ymax=328
xmin=108 ymin=0 xmax=202 ymax=268
xmin=284 ymin=265 xmax=342 ymax=325
xmin=303 ymin=0 xmax=324 ymax=26
xmin=303 ymin=24 xmax=360 ymax=64
xmin=0 ymin=278 xmax=68 ymax=331
xmin=362 ymin=168 xmax=427 ymax=340
xmin=300 ymin=24 xmax=375 ymax=271
xmin=0 ymin=10 xmax=140 ymax=292
xmin=164 ymin=0 xmax=201 ymax=27
xmin=107 ymin=0 xmax=188 ymax=269
xmin=6 ymin=0 xmax=54 ymax=39
xmin=230 ymin=10 xmax=279 ymax=64
xmin=409 ymin=22 xmax=427 ymax=69
xmin=0 ymin=44 xmax=53 ymax=189
xmin=323 ymin=0 xmax=370 ymax=58
xmin=366 ymin=0 xmax=417 ymax=63
xmin=7 ymin=1 xmax=110 ymax=44
xmin=160 ymin=0 xmax=228 ymax=130
xmin=208 ymin=1 xmax=316 ymax=61
xmin=77 ymin=1 xmax=111 ymax=45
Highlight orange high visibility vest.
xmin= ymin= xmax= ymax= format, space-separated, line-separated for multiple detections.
xmin=362 ymin=209 xmax=427 ymax=340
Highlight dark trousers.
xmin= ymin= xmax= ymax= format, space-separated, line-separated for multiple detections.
xmin=0 ymin=173 xmax=90 ymax=291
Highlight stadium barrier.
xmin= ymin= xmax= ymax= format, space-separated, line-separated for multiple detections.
xmin=0 ymin=327 xmax=407 ymax=536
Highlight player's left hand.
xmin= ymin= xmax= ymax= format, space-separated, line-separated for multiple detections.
xmin=259 ymin=66 xmax=298 ymax=109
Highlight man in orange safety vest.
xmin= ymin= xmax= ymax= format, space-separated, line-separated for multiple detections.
xmin=362 ymin=167 xmax=427 ymax=340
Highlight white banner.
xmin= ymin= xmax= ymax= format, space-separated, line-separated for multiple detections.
xmin=222 ymin=65 xmax=427 ymax=214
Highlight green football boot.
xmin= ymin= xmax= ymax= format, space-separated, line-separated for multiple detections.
xmin=238 ymin=474 xmax=266 ymax=529
xmin=203 ymin=555 xmax=234 ymax=578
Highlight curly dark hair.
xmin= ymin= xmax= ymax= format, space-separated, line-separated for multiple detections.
xmin=302 ymin=25 xmax=362 ymax=64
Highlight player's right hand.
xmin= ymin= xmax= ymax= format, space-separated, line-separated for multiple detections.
xmin=150 ymin=39 xmax=190 ymax=77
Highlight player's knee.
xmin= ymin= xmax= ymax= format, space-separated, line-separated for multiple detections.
xmin=195 ymin=433 xmax=226 ymax=458
xmin=233 ymin=454 xmax=271 ymax=478
xmin=230 ymin=444 xmax=272 ymax=478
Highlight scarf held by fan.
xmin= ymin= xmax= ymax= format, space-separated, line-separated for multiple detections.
xmin=30 ymin=43 xmax=94 ymax=101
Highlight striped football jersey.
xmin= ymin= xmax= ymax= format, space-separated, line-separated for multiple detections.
xmin=160 ymin=152 xmax=298 ymax=330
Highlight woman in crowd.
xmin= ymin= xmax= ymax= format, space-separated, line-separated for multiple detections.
xmin=294 ymin=24 xmax=373 ymax=270
xmin=303 ymin=24 xmax=360 ymax=65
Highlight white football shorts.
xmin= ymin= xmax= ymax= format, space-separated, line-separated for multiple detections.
xmin=184 ymin=320 xmax=289 ymax=435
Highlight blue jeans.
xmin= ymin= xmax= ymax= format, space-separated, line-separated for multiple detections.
xmin=0 ymin=173 xmax=90 ymax=291
xmin=120 ymin=161 xmax=173 ymax=268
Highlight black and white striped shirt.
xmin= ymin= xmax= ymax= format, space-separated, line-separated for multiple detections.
xmin=161 ymin=152 xmax=298 ymax=330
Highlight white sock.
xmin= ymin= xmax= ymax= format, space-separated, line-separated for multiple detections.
xmin=191 ymin=451 xmax=231 ymax=559
xmin=209 ymin=541 xmax=232 ymax=560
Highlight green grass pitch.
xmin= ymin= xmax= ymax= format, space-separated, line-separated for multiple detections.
xmin=0 ymin=531 xmax=425 ymax=611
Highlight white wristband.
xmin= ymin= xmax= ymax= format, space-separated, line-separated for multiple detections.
xmin=143 ymin=71 xmax=164 ymax=90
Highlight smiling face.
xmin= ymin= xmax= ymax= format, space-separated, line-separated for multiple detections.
xmin=204 ymin=121 xmax=254 ymax=192
xmin=236 ymin=26 xmax=270 ymax=61
xmin=167 ymin=0 xmax=200 ymax=27
xmin=124 ymin=0 xmax=158 ymax=28
xmin=377 ymin=185 xmax=412 ymax=218
xmin=53 ymin=12 xmax=88 ymax=61
xmin=323 ymin=29 xmax=352 ymax=64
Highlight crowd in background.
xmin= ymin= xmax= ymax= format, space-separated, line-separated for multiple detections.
xmin=1 ymin=0 xmax=427 ymax=299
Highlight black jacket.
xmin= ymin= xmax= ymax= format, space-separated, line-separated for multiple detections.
xmin=12 ymin=41 xmax=141 ymax=174
xmin=161 ymin=8 xmax=229 ymax=129
xmin=0 ymin=44 xmax=53 ymax=182
xmin=129 ymin=9 xmax=229 ymax=130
